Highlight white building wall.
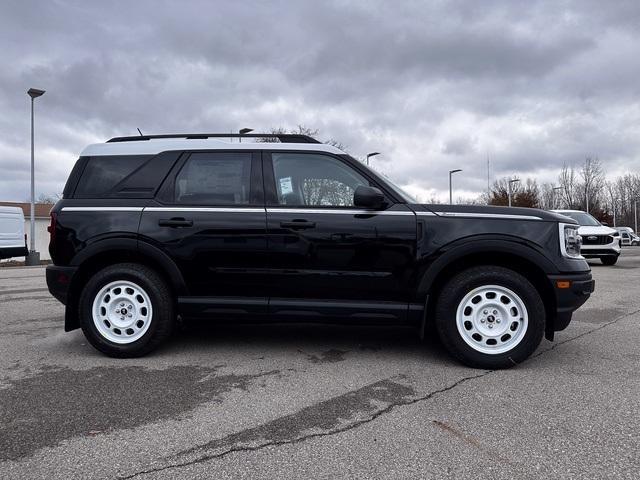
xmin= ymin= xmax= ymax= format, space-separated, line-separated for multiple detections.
xmin=27 ymin=218 xmax=51 ymax=260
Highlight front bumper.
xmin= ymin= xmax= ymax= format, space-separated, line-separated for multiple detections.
xmin=580 ymin=241 xmax=620 ymax=258
xmin=46 ymin=265 xmax=77 ymax=304
xmin=547 ymin=272 xmax=595 ymax=334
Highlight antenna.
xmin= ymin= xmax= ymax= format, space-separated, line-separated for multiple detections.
xmin=137 ymin=128 xmax=143 ymax=136
xmin=486 ymin=153 xmax=490 ymax=202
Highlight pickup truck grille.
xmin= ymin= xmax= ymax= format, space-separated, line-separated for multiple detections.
xmin=581 ymin=235 xmax=613 ymax=245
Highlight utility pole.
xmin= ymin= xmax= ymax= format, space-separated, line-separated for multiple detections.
xmin=486 ymin=154 xmax=490 ymax=203
xmin=366 ymin=152 xmax=380 ymax=166
xmin=508 ymin=178 xmax=520 ymax=207
xmin=585 ymin=183 xmax=589 ymax=213
xmin=26 ymin=88 xmax=45 ymax=266
xmin=449 ymin=169 xmax=462 ymax=204
xmin=635 ymin=200 xmax=638 ymax=233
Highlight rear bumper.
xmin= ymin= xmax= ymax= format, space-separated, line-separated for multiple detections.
xmin=46 ymin=265 xmax=77 ymax=304
xmin=547 ymin=272 xmax=595 ymax=333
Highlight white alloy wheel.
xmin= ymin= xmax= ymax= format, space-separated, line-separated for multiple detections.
xmin=455 ymin=284 xmax=528 ymax=355
xmin=92 ymin=280 xmax=153 ymax=344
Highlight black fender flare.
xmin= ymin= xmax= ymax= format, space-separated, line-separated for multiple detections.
xmin=65 ymin=238 xmax=188 ymax=332
xmin=417 ymin=237 xmax=557 ymax=297
xmin=70 ymin=237 xmax=188 ymax=298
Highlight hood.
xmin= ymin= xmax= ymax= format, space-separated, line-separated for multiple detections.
xmin=414 ymin=204 xmax=573 ymax=222
xmin=577 ymin=225 xmax=617 ymax=235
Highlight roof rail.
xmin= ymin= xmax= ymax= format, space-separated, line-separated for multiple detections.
xmin=106 ymin=133 xmax=321 ymax=144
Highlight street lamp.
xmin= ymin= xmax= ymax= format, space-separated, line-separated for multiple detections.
xmin=449 ymin=169 xmax=462 ymax=204
xmin=612 ymin=198 xmax=620 ymax=227
xmin=26 ymin=88 xmax=45 ymax=266
xmin=238 ymin=127 xmax=253 ymax=143
xmin=366 ymin=152 xmax=380 ymax=166
xmin=508 ymin=178 xmax=520 ymax=207
xmin=635 ymin=199 xmax=638 ymax=233
xmin=552 ymin=186 xmax=563 ymax=209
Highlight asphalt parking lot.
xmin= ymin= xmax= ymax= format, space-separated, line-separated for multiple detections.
xmin=1 ymin=251 xmax=639 ymax=479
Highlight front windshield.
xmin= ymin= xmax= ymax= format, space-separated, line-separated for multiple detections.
xmin=562 ymin=212 xmax=601 ymax=226
xmin=353 ymin=158 xmax=417 ymax=203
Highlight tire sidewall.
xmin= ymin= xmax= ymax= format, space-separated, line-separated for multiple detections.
xmin=79 ymin=264 xmax=172 ymax=356
xmin=436 ymin=267 xmax=545 ymax=369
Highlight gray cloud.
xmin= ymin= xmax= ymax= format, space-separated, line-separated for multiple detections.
xmin=0 ymin=0 xmax=639 ymax=202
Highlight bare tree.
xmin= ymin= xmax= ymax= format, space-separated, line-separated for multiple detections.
xmin=558 ymin=163 xmax=578 ymax=209
xmin=579 ymin=156 xmax=604 ymax=213
xmin=259 ymin=125 xmax=347 ymax=151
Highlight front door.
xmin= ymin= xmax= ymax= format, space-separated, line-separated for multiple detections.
xmin=263 ymin=151 xmax=417 ymax=320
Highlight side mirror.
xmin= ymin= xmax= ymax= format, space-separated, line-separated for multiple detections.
xmin=354 ymin=185 xmax=385 ymax=209
xmin=601 ymin=222 xmax=609 ymax=226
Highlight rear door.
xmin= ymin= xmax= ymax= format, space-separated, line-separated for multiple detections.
xmin=263 ymin=151 xmax=417 ymax=321
xmin=139 ymin=150 xmax=268 ymax=312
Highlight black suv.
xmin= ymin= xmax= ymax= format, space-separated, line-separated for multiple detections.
xmin=46 ymin=133 xmax=594 ymax=368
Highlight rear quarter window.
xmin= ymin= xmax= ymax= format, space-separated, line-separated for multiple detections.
xmin=73 ymin=155 xmax=151 ymax=198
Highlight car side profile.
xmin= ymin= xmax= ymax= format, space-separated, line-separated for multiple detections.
xmin=552 ymin=209 xmax=621 ymax=264
xmin=47 ymin=133 xmax=594 ymax=369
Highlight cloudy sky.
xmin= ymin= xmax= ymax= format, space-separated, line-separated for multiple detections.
xmin=1 ymin=0 xmax=639 ymax=203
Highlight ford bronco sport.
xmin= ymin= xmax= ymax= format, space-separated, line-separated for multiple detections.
xmin=46 ymin=133 xmax=594 ymax=368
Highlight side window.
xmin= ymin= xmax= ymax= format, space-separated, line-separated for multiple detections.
xmin=175 ymin=152 xmax=251 ymax=205
xmin=622 ymin=233 xmax=629 ymax=239
xmin=272 ymin=153 xmax=368 ymax=207
xmin=74 ymin=155 xmax=150 ymax=198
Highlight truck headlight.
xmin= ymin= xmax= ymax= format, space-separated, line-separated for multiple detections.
xmin=559 ymin=223 xmax=582 ymax=258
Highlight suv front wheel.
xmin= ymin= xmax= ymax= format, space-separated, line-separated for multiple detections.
xmin=435 ymin=266 xmax=545 ymax=369
xmin=79 ymin=263 xmax=174 ymax=357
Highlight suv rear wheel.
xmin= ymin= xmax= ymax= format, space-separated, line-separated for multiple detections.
xmin=79 ymin=263 xmax=174 ymax=357
xmin=435 ymin=266 xmax=545 ymax=369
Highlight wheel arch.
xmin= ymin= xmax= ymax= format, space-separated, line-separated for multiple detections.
xmin=64 ymin=239 xmax=187 ymax=331
xmin=419 ymin=240 xmax=557 ymax=337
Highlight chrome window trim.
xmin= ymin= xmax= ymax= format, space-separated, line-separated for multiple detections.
xmin=144 ymin=207 xmax=265 ymax=213
xmin=416 ymin=211 xmax=542 ymax=221
xmin=266 ymin=208 xmax=415 ymax=216
xmin=61 ymin=207 xmax=144 ymax=212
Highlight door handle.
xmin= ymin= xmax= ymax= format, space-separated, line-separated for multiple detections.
xmin=158 ymin=217 xmax=193 ymax=228
xmin=280 ymin=220 xmax=316 ymax=229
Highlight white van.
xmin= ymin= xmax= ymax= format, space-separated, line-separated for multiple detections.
xmin=0 ymin=206 xmax=28 ymax=259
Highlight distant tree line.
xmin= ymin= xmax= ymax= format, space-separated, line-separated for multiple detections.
xmin=486 ymin=157 xmax=640 ymax=227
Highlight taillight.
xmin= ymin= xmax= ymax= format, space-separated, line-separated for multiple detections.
xmin=47 ymin=212 xmax=57 ymax=242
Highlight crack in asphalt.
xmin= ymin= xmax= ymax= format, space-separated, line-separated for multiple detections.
xmin=119 ymin=307 xmax=640 ymax=479
xmin=118 ymin=372 xmax=490 ymax=479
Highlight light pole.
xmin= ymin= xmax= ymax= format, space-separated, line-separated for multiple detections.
xmin=26 ymin=88 xmax=45 ymax=266
xmin=449 ymin=169 xmax=462 ymax=204
xmin=366 ymin=152 xmax=380 ymax=166
xmin=238 ymin=127 xmax=253 ymax=143
xmin=508 ymin=178 xmax=520 ymax=207
xmin=552 ymin=186 xmax=563 ymax=209
xmin=635 ymin=200 xmax=638 ymax=233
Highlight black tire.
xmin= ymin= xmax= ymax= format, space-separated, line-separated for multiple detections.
xmin=79 ymin=263 xmax=174 ymax=357
xmin=435 ymin=266 xmax=545 ymax=369
xmin=601 ymin=256 xmax=618 ymax=265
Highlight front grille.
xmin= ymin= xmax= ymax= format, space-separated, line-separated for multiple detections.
xmin=581 ymin=235 xmax=613 ymax=245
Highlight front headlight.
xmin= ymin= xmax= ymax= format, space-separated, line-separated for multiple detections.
xmin=559 ymin=223 xmax=582 ymax=258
